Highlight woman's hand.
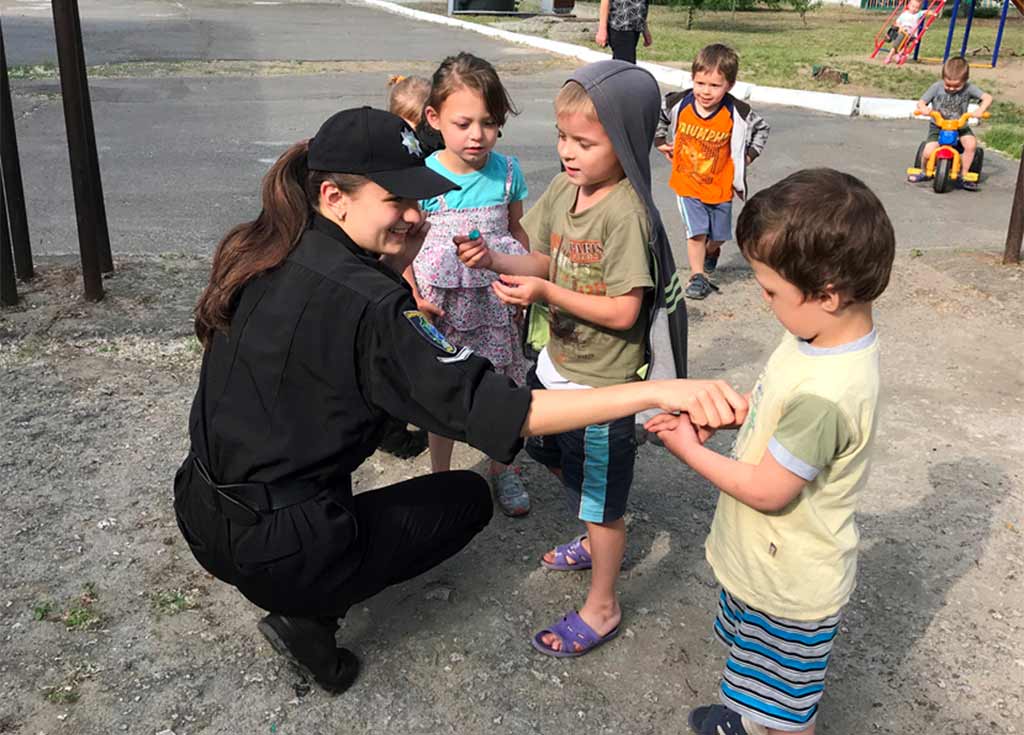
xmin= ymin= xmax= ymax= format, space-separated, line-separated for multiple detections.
xmin=415 ymin=296 xmax=444 ymax=320
xmin=455 ymin=233 xmax=492 ymax=270
xmin=595 ymin=26 xmax=608 ymax=47
xmin=492 ymin=274 xmax=548 ymax=306
xmin=642 ymin=26 xmax=653 ymax=47
xmin=658 ymin=380 xmax=748 ymax=430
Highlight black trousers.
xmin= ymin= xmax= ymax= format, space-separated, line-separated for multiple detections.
xmin=175 ymin=462 xmax=492 ymax=619
xmin=608 ymin=28 xmax=640 ymax=64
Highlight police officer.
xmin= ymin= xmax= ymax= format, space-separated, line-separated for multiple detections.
xmin=174 ymin=107 xmax=745 ymax=695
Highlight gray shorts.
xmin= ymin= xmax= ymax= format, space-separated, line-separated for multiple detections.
xmin=677 ymin=196 xmax=733 ymax=243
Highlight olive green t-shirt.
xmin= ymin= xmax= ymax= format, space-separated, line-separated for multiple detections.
xmin=521 ymin=174 xmax=654 ymax=387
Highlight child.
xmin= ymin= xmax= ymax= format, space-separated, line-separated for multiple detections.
xmin=386 ymin=73 xmax=444 ymax=158
xmin=654 ymin=44 xmax=769 ymax=300
xmin=458 ymin=60 xmax=688 ymax=656
xmin=883 ymin=0 xmax=934 ymax=64
xmin=647 ymin=168 xmax=895 ymax=735
xmin=908 ymin=56 xmax=993 ymax=191
xmin=408 ymin=52 xmax=531 ymax=516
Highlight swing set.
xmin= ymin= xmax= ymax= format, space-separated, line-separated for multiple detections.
xmin=870 ymin=0 xmax=1022 ymax=67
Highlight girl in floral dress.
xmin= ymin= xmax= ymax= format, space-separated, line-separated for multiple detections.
xmin=406 ymin=52 xmax=530 ymax=516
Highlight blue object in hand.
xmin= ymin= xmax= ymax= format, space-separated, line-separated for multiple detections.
xmin=468 ymin=229 xmax=480 ymax=240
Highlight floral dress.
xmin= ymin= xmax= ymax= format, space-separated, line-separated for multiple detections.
xmin=413 ymin=156 xmax=528 ymax=386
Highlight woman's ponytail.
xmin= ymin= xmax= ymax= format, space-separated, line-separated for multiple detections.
xmin=194 ymin=140 xmax=311 ymax=347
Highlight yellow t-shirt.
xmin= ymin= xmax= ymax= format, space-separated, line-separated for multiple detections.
xmin=705 ymin=329 xmax=881 ymax=620
xmin=668 ymin=98 xmax=734 ymax=204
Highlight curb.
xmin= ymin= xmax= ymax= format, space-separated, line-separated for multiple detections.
xmin=359 ymin=0 xmax=925 ymax=120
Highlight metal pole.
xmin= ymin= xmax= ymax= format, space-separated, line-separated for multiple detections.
xmin=991 ymin=0 xmax=1011 ymax=68
xmin=943 ymin=0 xmax=960 ymax=62
xmin=0 ymin=18 xmax=34 ymax=280
xmin=1 ymin=178 xmax=17 ymax=306
xmin=1004 ymin=147 xmax=1024 ymax=265
xmin=959 ymin=0 xmax=975 ymax=58
xmin=52 ymin=0 xmax=105 ymax=300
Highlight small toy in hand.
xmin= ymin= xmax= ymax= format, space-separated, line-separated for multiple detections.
xmin=468 ymin=229 xmax=480 ymax=240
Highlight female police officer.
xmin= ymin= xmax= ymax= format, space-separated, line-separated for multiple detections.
xmin=173 ymin=107 xmax=745 ymax=695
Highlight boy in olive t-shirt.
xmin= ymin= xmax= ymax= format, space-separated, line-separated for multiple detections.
xmin=456 ymin=73 xmax=656 ymax=658
xmin=647 ymin=169 xmax=895 ymax=735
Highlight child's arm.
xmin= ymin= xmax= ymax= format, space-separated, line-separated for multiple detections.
xmin=654 ymin=92 xmax=675 ymax=161
xmin=493 ymin=277 xmax=645 ymax=332
xmin=974 ymin=89 xmax=994 ymax=118
xmin=508 ymin=200 xmax=529 ymax=249
xmin=457 ymin=235 xmax=550 ymax=278
xmin=745 ymin=109 xmax=770 ymax=165
xmin=655 ymin=418 xmax=806 ymax=512
xmin=402 ymin=265 xmax=444 ymax=319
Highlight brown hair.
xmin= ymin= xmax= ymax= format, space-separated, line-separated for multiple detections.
xmin=692 ymin=44 xmax=740 ymax=85
xmin=736 ymin=168 xmax=895 ymax=304
xmin=426 ymin=52 xmax=518 ymax=126
xmin=554 ymin=80 xmax=598 ymax=121
xmin=194 ymin=141 xmax=368 ymax=346
xmin=942 ymin=56 xmax=970 ymax=83
xmin=387 ymin=74 xmax=431 ymax=126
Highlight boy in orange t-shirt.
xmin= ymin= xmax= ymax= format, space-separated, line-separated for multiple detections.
xmin=655 ymin=44 xmax=769 ymax=300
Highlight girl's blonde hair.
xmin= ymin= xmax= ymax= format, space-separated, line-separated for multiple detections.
xmin=386 ymin=74 xmax=432 ymax=127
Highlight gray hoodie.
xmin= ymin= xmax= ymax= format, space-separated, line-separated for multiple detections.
xmin=568 ymin=61 xmax=687 ymax=422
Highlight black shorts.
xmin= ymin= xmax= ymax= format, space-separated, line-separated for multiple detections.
xmin=927 ymin=123 xmax=973 ymax=142
xmin=525 ymin=369 xmax=637 ymax=523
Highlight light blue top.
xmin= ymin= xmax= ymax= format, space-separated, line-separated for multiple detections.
xmin=420 ymin=151 xmax=528 ymax=212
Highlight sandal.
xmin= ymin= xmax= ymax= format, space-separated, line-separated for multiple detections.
xmin=688 ymin=704 xmax=749 ymax=735
xmin=540 ymin=534 xmax=592 ymax=571
xmin=531 ymin=610 xmax=620 ymax=658
xmin=907 ymin=173 xmax=931 ymax=183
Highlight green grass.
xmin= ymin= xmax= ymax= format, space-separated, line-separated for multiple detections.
xmin=32 ymin=600 xmax=55 ymax=621
xmin=61 ymin=583 xmax=102 ymax=631
xmin=150 ymin=588 xmax=199 ymax=616
xmin=981 ymin=100 xmax=1024 ymax=157
xmin=43 ymin=683 xmax=81 ymax=705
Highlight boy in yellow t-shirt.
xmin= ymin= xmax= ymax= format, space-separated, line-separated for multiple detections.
xmin=646 ymin=169 xmax=895 ymax=735
xmin=655 ymin=44 xmax=769 ymax=300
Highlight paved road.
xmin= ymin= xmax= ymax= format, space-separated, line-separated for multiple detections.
xmin=3 ymin=0 xmax=1017 ymax=263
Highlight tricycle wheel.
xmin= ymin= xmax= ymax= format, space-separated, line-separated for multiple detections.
xmin=933 ymin=158 xmax=953 ymax=193
xmin=914 ymin=141 xmax=928 ymax=170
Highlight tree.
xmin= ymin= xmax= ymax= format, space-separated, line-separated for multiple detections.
xmin=788 ymin=0 xmax=822 ymax=25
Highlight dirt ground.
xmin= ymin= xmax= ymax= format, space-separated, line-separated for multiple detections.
xmin=0 ymin=246 xmax=1021 ymax=735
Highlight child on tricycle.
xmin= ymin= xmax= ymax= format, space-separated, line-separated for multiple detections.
xmin=907 ymin=56 xmax=993 ymax=192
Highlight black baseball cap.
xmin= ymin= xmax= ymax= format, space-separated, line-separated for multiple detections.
xmin=307 ymin=107 xmax=458 ymax=200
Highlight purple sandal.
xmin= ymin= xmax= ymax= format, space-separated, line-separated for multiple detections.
xmin=540 ymin=534 xmax=592 ymax=571
xmin=532 ymin=610 xmax=620 ymax=658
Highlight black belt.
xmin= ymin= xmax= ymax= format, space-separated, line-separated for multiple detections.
xmin=191 ymin=456 xmax=328 ymax=526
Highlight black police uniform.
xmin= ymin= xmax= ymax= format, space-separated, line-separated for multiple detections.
xmin=173 ymin=213 xmax=532 ymax=619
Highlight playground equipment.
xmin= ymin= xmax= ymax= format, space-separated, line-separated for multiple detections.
xmin=870 ymin=0 xmax=1023 ymax=68
xmin=907 ymin=110 xmax=990 ymax=193
xmin=871 ymin=0 xmax=946 ymax=65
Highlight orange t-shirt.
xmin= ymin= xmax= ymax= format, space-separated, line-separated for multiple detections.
xmin=668 ymin=99 xmax=735 ymax=204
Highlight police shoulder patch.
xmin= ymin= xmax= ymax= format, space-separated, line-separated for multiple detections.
xmin=403 ymin=310 xmax=458 ymax=355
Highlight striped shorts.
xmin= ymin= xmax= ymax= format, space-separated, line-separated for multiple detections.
xmin=714 ymin=589 xmax=841 ymax=732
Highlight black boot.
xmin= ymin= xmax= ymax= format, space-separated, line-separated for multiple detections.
xmin=377 ymin=417 xmax=427 ymax=459
xmin=257 ymin=614 xmax=360 ymax=694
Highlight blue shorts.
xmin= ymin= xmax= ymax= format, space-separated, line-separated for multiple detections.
xmin=714 ymin=589 xmax=842 ymax=732
xmin=524 ymin=370 xmax=636 ymax=524
xmin=677 ymin=196 xmax=733 ymax=243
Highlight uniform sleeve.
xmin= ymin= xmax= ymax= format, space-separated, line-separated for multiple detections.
xmin=521 ymin=178 xmax=559 ymax=256
xmin=921 ymin=81 xmax=942 ymax=104
xmin=767 ymin=394 xmax=854 ymax=482
xmin=358 ymin=289 xmax=532 ymax=464
xmin=509 ymin=156 xmax=528 ymax=203
xmin=602 ymin=211 xmax=654 ymax=297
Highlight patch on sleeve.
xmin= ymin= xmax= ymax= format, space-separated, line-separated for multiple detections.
xmin=403 ymin=310 xmax=459 ymax=355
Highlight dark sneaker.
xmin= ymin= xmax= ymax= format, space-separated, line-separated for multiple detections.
xmin=961 ymin=180 xmax=979 ymax=191
xmin=704 ymin=249 xmax=721 ymax=275
xmin=258 ymin=614 xmax=360 ymax=694
xmin=684 ymin=273 xmax=718 ymax=300
xmin=492 ymin=467 xmax=530 ymax=516
xmin=688 ymin=704 xmax=750 ymax=735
